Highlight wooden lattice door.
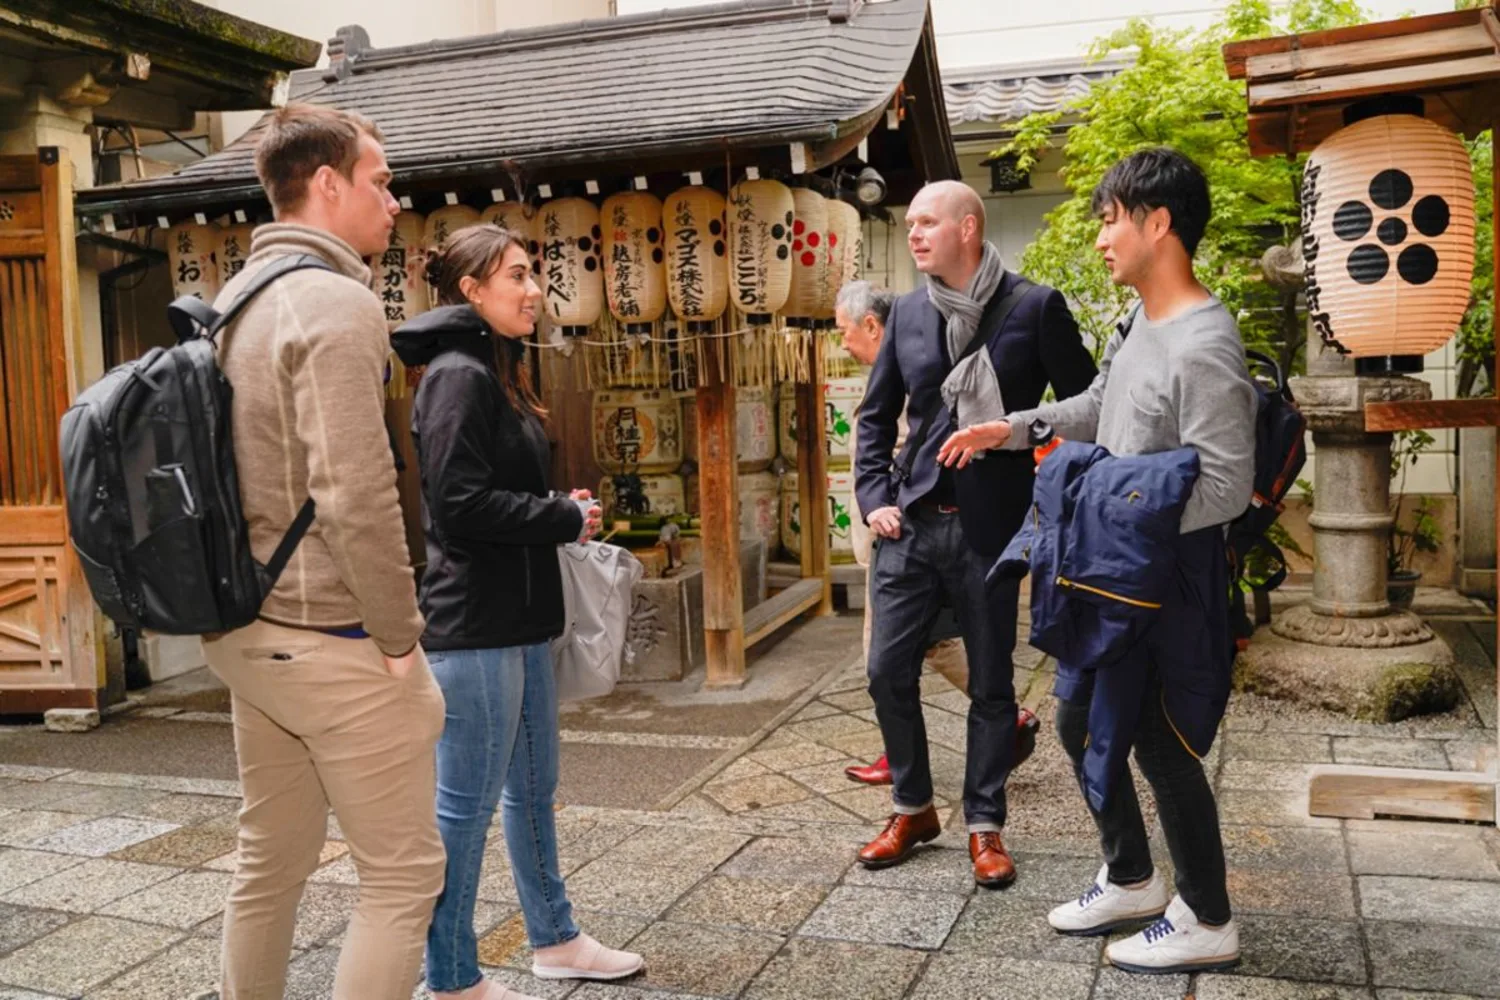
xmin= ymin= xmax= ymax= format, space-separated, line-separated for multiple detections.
xmin=0 ymin=148 xmax=97 ymax=711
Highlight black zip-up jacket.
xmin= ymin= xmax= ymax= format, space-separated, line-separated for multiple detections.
xmin=392 ymin=305 xmax=583 ymax=650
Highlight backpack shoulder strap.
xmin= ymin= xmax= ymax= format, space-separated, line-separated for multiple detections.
xmin=1115 ymin=300 xmax=1143 ymax=343
xmin=894 ymin=278 xmax=1037 ymax=486
xmin=168 ymin=254 xmax=335 ymax=345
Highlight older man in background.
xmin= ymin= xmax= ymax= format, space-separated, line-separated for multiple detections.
xmin=835 ymin=279 xmax=1041 ymax=788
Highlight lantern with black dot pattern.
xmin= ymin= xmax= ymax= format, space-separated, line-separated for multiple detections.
xmin=727 ymin=178 xmax=795 ymax=324
xmin=1301 ymin=97 xmax=1476 ymax=374
xmin=601 ymin=191 xmax=668 ymax=336
xmin=664 ymin=185 xmax=730 ymax=333
xmin=538 ymin=196 xmax=606 ymax=337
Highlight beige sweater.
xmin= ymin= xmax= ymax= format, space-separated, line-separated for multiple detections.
xmin=214 ymin=224 xmax=424 ymax=656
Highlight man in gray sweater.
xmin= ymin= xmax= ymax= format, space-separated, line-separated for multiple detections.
xmin=939 ymin=148 xmax=1254 ymax=975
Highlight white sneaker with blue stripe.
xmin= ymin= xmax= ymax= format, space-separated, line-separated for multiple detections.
xmin=1047 ymin=864 xmax=1169 ymax=936
xmin=1105 ymin=894 xmax=1240 ymax=974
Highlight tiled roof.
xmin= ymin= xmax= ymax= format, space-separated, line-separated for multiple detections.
xmin=942 ymin=55 xmax=1133 ymax=126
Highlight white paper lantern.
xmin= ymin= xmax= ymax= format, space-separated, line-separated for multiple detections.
xmin=166 ymin=222 xmax=219 ymax=301
xmin=664 ymin=186 xmax=730 ymax=331
xmin=727 ymin=179 xmax=795 ymax=322
xmin=423 ymin=205 xmax=481 ymax=253
xmin=215 ymin=222 xmax=255 ymax=287
xmin=784 ymin=188 xmax=830 ymax=325
xmin=825 ymin=198 xmax=863 ymax=308
xmin=602 ymin=191 xmax=668 ymax=333
xmin=480 ymin=201 xmax=538 ymax=255
xmin=538 ymin=197 xmax=605 ymax=335
xmin=373 ymin=211 xmax=430 ymax=325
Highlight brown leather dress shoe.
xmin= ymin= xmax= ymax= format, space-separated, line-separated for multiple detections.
xmin=970 ymin=831 xmax=1017 ymax=888
xmin=858 ymin=806 xmax=941 ymax=869
xmin=844 ymin=754 xmax=892 ymax=785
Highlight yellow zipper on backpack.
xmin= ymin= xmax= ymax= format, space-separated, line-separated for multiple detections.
xmin=1054 ymin=576 xmax=1162 ymax=610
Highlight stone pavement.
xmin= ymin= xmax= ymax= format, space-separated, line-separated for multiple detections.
xmin=0 ymin=599 xmax=1497 ymax=999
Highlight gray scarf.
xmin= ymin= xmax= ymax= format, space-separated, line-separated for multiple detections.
xmin=932 ymin=241 xmax=1007 ymax=432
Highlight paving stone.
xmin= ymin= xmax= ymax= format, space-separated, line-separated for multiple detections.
xmin=283 ymin=946 xmax=340 ymax=1000
xmin=1376 ymin=992 xmax=1484 ymax=1000
xmin=3 ymin=858 xmax=180 ymax=914
xmin=1221 ymin=825 xmax=1348 ymax=872
xmin=1216 ymin=790 xmax=1341 ymax=829
xmin=1226 ymin=869 xmax=1357 ymax=919
xmin=825 ymin=784 xmax=906 ymax=822
xmin=798 ymin=884 xmax=965 ymax=950
xmin=718 ymin=836 xmax=855 ymax=885
xmin=44 ymin=786 xmax=171 ymax=817
xmin=101 ymin=870 xmax=233 ymax=929
xmin=624 ymin=920 xmax=782 ymax=997
xmin=0 ymin=902 xmax=70 ymax=957
xmin=818 ymin=729 xmax=889 ymax=759
xmin=822 ymin=690 xmax=876 ymax=712
xmin=909 ymin=954 xmax=1094 ymax=1000
xmin=0 ymin=988 xmax=65 ymax=999
xmin=787 ymin=702 xmax=844 ymax=723
xmin=0 ymin=811 xmax=88 ymax=848
xmin=110 ymin=824 xmax=239 ymax=867
xmin=609 ymin=826 xmax=749 ymax=872
xmin=1348 ymin=826 xmax=1500 ymax=880
xmin=88 ymin=934 xmax=220 ymax=1000
xmin=1196 ymin=975 xmax=1372 ymax=999
xmin=1219 ymin=760 xmax=1319 ymax=793
xmin=788 ymin=714 xmax=878 ymax=746
xmin=704 ymin=775 xmax=813 ymax=813
xmin=43 ymin=708 xmax=98 ymax=732
xmin=0 ymin=916 xmax=179 ymax=996
xmin=1224 ymin=733 xmax=1334 ymax=763
xmin=922 ymin=708 xmax=969 ymax=754
xmin=564 ymin=859 xmax=705 ymax=917
xmin=0 ymin=781 xmax=94 ymax=810
xmin=668 ymin=793 xmax=729 ymax=818
xmin=0 ymin=849 xmax=84 ymax=895
xmin=743 ymin=936 xmax=925 ymax=1000
xmin=493 ymin=908 xmax=645 ymax=971
xmin=290 ymin=883 xmax=359 ymax=948
xmin=28 ymin=816 xmax=179 ymax=857
xmin=713 ymin=758 xmax=772 ymax=783
xmin=1367 ymin=921 xmax=1500 ymax=995
xmin=943 ymin=892 xmax=1102 ymax=964
xmin=555 ymin=821 xmax=645 ymax=871
xmin=922 ymin=689 xmax=971 ymax=716
xmin=666 ymin=875 xmax=827 ymax=934
xmin=121 ymin=793 xmax=239 ymax=827
xmin=1236 ymin=916 xmax=1368 ymax=985
xmin=0 ymin=767 xmax=69 ymax=782
xmin=1004 ymin=853 xmax=1106 ymax=903
xmin=1091 ymin=967 xmax=1191 ymax=1000
xmin=781 ymin=759 xmax=865 ymax=798
xmin=748 ymin=739 xmax=850 ymax=773
xmin=741 ymin=797 xmax=868 ymax=824
xmin=1332 ymin=738 xmax=1452 ymax=770
xmin=1358 ymin=876 xmax=1500 ymax=928
xmin=843 ymin=844 xmax=974 ymax=894
xmin=568 ymin=984 xmax=714 ymax=1000
xmin=307 ymin=855 xmax=359 ymax=885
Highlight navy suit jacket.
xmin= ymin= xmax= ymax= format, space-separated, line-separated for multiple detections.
xmin=855 ymin=271 xmax=1097 ymax=556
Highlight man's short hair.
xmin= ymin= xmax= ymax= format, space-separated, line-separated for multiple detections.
xmin=1091 ymin=147 xmax=1211 ymax=257
xmin=836 ymin=280 xmax=897 ymax=326
xmin=254 ymin=104 xmax=384 ymax=214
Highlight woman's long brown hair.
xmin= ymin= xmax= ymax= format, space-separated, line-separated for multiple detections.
xmin=426 ymin=223 xmax=549 ymax=422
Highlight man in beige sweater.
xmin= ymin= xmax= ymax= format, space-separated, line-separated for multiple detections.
xmin=203 ymin=104 xmax=445 ymax=1000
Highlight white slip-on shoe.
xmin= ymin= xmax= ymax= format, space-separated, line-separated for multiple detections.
xmin=1105 ymin=894 xmax=1240 ymax=975
xmin=1047 ymin=863 xmax=1170 ymax=936
xmin=531 ymin=931 xmax=645 ymax=981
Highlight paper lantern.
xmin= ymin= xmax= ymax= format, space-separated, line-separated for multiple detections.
xmin=727 ymin=179 xmax=795 ymax=323
xmin=480 ymin=201 xmax=538 ymax=257
xmin=423 ymin=205 xmax=481 ymax=253
xmin=664 ymin=186 xmax=730 ymax=331
xmin=1302 ymin=110 xmax=1476 ymax=369
xmin=538 ymin=197 xmax=605 ymax=335
xmin=373 ymin=211 xmax=430 ymax=325
xmin=216 ymin=223 xmax=256 ymax=287
xmin=784 ymin=188 xmax=830 ymax=325
xmin=826 ymin=198 xmax=863 ymax=303
xmin=592 ymin=389 xmax=684 ymax=475
xmin=166 ymin=222 xmax=219 ymax=301
xmin=602 ymin=191 xmax=668 ymax=334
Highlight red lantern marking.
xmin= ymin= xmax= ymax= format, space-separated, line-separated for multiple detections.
xmin=829 ymin=234 xmax=838 ymax=248
xmin=793 ymin=220 xmax=805 ymax=235
xmin=800 ymin=251 xmax=816 ymax=267
xmin=793 ymin=240 xmax=803 ymax=252
xmin=808 ymin=232 xmax=820 ymax=248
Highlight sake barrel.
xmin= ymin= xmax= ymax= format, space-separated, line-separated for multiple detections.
xmin=423 ymin=204 xmax=481 ymax=252
xmin=166 ymin=222 xmax=219 ymax=301
xmin=781 ymin=471 xmax=856 ymax=564
xmin=216 ymin=223 xmax=256 ymax=287
xmin=736 ymin=385 xmax=776 ymax=473
xmin=592 ymin=389 xmax=684 ymax=475
xmin=374 ymin=211 xmax=430 ymax=325
xmin=778 ymin=377 xmax=868 ymax=470
xmin=740 ymin=471 xmax=780 ymax=548
xmin=679 ymin=389 xmax=698 ymax=464
xmin=598 ymin=473 xmax=686 ymax=519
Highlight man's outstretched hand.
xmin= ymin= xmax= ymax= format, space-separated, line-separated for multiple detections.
xmin=937 ymin=420 xmax=1012 ymax=469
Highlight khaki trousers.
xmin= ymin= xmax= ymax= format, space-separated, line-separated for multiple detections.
xmin=204 ymin=619 xmax=447 ymax=1000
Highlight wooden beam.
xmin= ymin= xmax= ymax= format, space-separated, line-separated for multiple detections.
xmin=696 ymin=345 xmax=745 ymax=690
xmin=1249 ymin=53 xmax=1500 ymax=110
xmin=1224 ymin=8 xmax=1483 ymax=79
xmin=744 ymin=577 xmax=824 ymax=647
xmin=794 ymin=339 xmax=833 ymax=615
xmin=1245 ymin=24 xmax=1496 ymax=83
xmin=0 ymin=233 xmax=47 ymax=256
xmin=0 ymin=507 xmax=65 ymax=545
xmin=1364 ymin=399 xmax=1500 ymax=432
xmin=1309 ymin=765 xmax=1496 ymax=822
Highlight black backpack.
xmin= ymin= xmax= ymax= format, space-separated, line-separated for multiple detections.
xmin=1116 ymin=303 xmax=1307 ymax=631
xmin=60 ymin=255 xmax=330 ymax=634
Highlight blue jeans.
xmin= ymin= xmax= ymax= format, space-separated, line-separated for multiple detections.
xmin=424 ymin=643 xmax=579 ymax=992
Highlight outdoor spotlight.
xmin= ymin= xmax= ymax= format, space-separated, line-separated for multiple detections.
xmin=855 ymin=166 xmax=887 ymax=206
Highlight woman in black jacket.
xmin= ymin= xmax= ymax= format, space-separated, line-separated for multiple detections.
xmin=393 ymin=225 xmax=644 ymax=1000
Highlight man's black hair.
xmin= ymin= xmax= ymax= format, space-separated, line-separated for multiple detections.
xmin=1090 ymin=147 xmax=1211 ymax=257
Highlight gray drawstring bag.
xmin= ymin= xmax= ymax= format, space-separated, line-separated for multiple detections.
xmin=552 ymin=541 xmax=644 ymax=702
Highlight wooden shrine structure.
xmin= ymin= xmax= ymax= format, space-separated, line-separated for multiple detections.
xmin=1225 ymin=4 xmax=1500 ymax=822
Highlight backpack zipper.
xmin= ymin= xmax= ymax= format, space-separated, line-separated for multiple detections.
xmin=1055 ymin=575 xmax=1162 ymax=609
xmin=523 ymin=548 xmax=532 ymax=605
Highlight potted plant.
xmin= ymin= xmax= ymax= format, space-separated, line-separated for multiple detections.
xmin=1387 ymin=430 xmax=1442 ymax=610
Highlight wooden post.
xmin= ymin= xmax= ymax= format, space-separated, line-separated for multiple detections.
xmin=795 ymin=337 xmax=834 ymax=614
xmin=697 ymin=345 xmax=745 ymax=688
xmin=1492 ymin=143 xmax=1498 ymax=785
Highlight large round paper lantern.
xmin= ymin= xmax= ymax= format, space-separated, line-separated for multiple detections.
xmin=592 ymin=389 xmax=683 ymax=475
xmin=166 ymin=222 xmax=219 ymax=301
xmin=423 ymin=205 xmax=481 ymax=253
xmin=481 ymin=201 xmax=538 ymax=257
xmin=538 ymin=197 xmax=605 ymax=335
xmin=602 ymin=191 xmax=667 ymax=334
xmin=664 ymin=186 xmax=729 ymax=331
xmin=374 ymin=211 xmax=430 ymax=325
xmin=216 ymin=222 xmax=256 ymax=287
xmin=784 ymin=188 xmax=830 ymax=325
xmin=826 ymin=198 xmax=863 ymax=306
xmin=727 ymin=179 xmax=795 ymax=323
xmin=1302 ymin=109 xmax=1475 ymax=369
